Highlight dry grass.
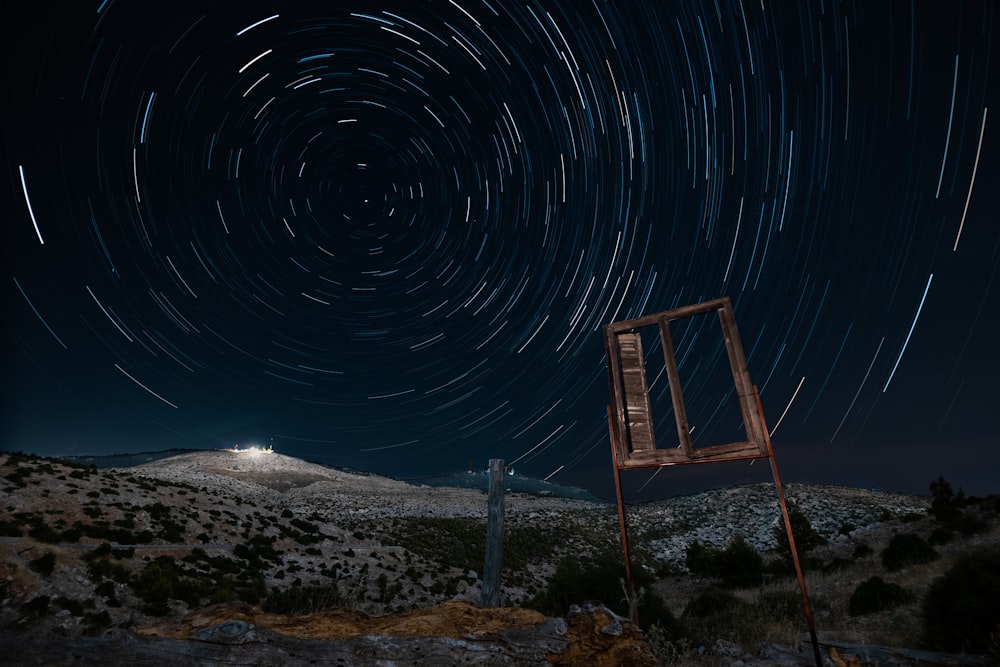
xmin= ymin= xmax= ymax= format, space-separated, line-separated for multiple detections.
xmin=2 ymin=450 xmax=997 ymax=664
xmin=651 ymin=503 xmax=1000 ymax=660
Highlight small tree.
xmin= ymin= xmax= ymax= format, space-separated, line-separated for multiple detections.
xmin=772 ymin=502 xmax=825 ymax=570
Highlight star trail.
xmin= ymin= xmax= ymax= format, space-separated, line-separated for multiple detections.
xmin=3 ymin=1 xmax=997 ymax=498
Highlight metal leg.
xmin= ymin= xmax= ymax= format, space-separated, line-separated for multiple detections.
xmin=754 ymin=387 xmax=823 ymax=667
xmin=609 ymin=406 xmax=638 ymax=624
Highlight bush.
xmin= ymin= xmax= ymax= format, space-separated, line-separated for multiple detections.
xmin=773 ymin=503 xmax=825 ymax=568
xmin=29 ymin=551 xmax=56 ymax=577
xmin=929 ymin=476 xmax=964 ymax=517
xmin=786 ymin=503 xmax=825 ymax=551
xmin=0 ymin=520 xmax=22 ymax=537
xmin=526 ymin=549 xmax=681 ymax=635
xmin=683 ymin=587 xmax=740 ymax=619
xmin=848 ymin=577 xmax=912 ymax=616
xmin=264 ymin=583 xmax=349 ymax=615
xmin=681 ymin=587 xmax=802 ymax=647
xmin=28 ymin=523 xmax=61 ymax=544
xmin=881 ymin=533 xmax=938 ymax=572
xmin=852 ymin=543 xmax=873 ymax=559
xmin=922 ymin=547 xmax=1000 ymax=654
xmin=83 ymin=610 xmax=113 ymax=636
xmin=685 ymin=535 xmax=763 ymax=588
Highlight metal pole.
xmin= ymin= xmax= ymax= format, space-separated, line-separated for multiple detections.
xmin=608 ymin=406 xmax=638 ymax=624
xmin=754 ymin=387 xmax=823 ymax=667
xmin=480 ymin=458 xmax=506 ymax=607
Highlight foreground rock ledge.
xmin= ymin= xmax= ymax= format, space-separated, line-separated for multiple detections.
xmin=0 ymin=600 xmax=658 ymax=666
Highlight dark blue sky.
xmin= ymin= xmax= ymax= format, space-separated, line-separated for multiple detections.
xmin=3 ymin=1 xmax=997 ymax=499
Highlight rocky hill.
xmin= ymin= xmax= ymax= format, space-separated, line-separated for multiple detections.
xmin=1 ymin=450 xmax=996 ymax=665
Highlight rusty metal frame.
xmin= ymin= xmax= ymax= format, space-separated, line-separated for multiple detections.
xmin=604 ymin=297 xmax=821 ymax=667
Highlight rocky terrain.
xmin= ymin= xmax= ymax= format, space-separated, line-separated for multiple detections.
xmin=1 ymin=449 xmax=996 ymax=665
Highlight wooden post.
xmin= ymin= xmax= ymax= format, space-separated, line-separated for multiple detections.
xmin=481 ymin=458 xmax=505 ymax=607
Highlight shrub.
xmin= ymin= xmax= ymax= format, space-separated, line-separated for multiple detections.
xmin=929 ymin=476 xmax=964 ymax=518
xmin=683 ymin=587 xmax=740 ymax=619
xmin=29 ymin=551 xmax=56 ymax=577
xmin=848 ymin=577 xmax=912 ymax=616
xmin=291 ymin=518 xmax=319 ymax=533
xmin=927 ymin=527 xmax=954 ymax=545
xmin=0 ymin=520 xmax=22 ymax=537
xmin=19 ymin=595 xmax=50 ymax=619
xmin=55 ymin=596 xmax=85 ymax=615
xmin=264 ymin=583 xmax=349 ymax=615
xmin=715 ymin=535 xmax=764 ymax=588
xmin=881 ymin=533 xmax=937 ymax=572
xmin=83 ymin=610 xmax=113 ymax=636
xmin=526 ymin=549 xmax=681 ymax=635
xmin=922 ymin=547 xmax=1000 ymax=654
xmin=685 ymin=540 xmax=717 ymax=577
xmin=852 ymin=543 xmax=873 ymax=559
xmin=28 ymin=523 xmax=61 ymax=544
xmin=681 ymin=587 xmax=802 ymax=647
xmin=685 ymin=535 xmax=763 ymax=588
xmin=773 ymin=503 xmax=825 ymax=568
xmin=94 ymin=580 xmax=117 ymax=601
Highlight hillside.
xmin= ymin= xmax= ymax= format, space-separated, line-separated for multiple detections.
xmin=1 ymin=450 xmax=997 ymax=665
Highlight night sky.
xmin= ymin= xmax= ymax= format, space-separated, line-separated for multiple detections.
xmin=3 ymin=1 xmax=997 ymax=500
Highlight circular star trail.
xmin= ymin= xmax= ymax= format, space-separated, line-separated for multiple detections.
xmin=3 ymin=1 xmax=998 ymax=496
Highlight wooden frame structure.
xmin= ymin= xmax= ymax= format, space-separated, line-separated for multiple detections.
xmin=605 ymin=297 xmax=768 ymax=468
xmin=604 ymin=297 xmax=821 ymax=667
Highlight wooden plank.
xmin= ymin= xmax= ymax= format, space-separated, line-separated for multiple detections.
xmin=603 ymin=327 xmax=628 ymax=464
xmin=616 ymin=332 xmax=656 ymax=453
xmin=717 ymin=301 xmax=769 ymax=456
xmin=657 ymin=318 xmax=692 ymax=456
xmin=605 ymin=297 xmax=729 ymax=333
xmin=619 ymin=442 xmax=766 ymax=469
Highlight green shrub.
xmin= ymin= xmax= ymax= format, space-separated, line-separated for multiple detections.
xmin=291 ymin=518 xmax=318 ymax=533
xmin=526 ymin=549 xmax=681 ymax=635
xmin=685 ymin=540 xmax=717 ymax=577
xmin=685 ymin=535 xmax=763 ymax=588
xmin=681 ymin=587 xmax=802 ymax=647
xmin=264 ymin=583 xmax=349 ymax=615
xmin=881 ymin=533 xmax=938 ymax=572
xmin=55 ymin=596 xmax=85 ymax=615
xmin=715 ymin=535 xmax=764 ymax=588
xmin=848 ymin=577 xmax=912 ymax=616
xmin=928 ymin=527 xmax=954 ymax=545
xmin=29 ymin=551 xmax=56 ymax=577
xmin=682 ymin=587 xmax=740 ymax=619
xmin=28 ymin=523 xmax=61 ymax=544
xmin=19 ymin=595 xmax=50 ymax=619
xmin=774 ymin=502 xmax=826 ymax=563
xmin=0 ymin=520 xmax=22 ymax=537
xmin=86 ymin=557 xmax=130 ymax=584
xmin=852 ymin=543 xmax=873 ymax=559
xmin=94 ymin=580 xmax=117 ymax=601
xmin=83 ymin=610 xmax=113 ymax=636
xmin=922 ymin=547 xmax=1000 ymax=654
xmin=929 ymin=476 xmax=964 ymax=518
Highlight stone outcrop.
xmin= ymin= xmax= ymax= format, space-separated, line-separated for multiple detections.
xmin=0 ymin=600 xmax=658 ymax=666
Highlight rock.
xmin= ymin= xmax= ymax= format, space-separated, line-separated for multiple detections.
xmin=0 ymin=600 xmax=658 ymax=667
xmin=713 ymin=637 xmax=742 ymax=657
